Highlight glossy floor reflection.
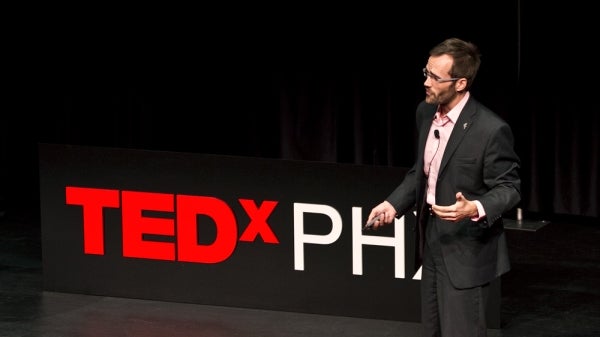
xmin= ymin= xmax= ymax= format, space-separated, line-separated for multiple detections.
xmin=1 ymin=207 xmax=599 ymax=337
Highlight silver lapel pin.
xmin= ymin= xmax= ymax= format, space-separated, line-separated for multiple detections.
xmin=463 ymin=123 xmax=468 ymax=130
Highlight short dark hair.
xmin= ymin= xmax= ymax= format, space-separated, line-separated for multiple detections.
xmin=429 ymin=38 xmax=481 ymax=90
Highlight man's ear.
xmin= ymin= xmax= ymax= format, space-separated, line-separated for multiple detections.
xmin=455 ymin=78 xmax=468 ymax=92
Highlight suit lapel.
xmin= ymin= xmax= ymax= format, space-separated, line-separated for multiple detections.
xmin=417 ymin=105 xmax=438 ymax=170
xmin=438 ymin=98 xmax=477 ymax=174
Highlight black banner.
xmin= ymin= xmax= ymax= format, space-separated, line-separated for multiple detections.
xmin=38 ymin=143 xmax=499 ymax=326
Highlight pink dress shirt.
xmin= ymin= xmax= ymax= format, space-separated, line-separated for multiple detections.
xmin=423 ymin=92 xmax=485 ymax=219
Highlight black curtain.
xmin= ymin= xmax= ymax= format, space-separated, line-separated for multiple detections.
xmin=515 ymin=1 xmax=598 ymax=218
xmin=3 ymin=1 xmax=598 ymax=220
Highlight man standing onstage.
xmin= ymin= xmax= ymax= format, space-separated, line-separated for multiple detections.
xmin=366 ymin=37 xmax=521 ymax=337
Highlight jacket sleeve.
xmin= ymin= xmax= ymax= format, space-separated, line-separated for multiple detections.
xmin=478 ymin=122 xmax=521 ymax=225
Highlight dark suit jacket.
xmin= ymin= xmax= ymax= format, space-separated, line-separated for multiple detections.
xmin=386 ymin=95 xmax=521 ymax=289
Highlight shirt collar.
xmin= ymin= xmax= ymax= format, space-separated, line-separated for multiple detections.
xmin=435 ymin=92 xmax=470 ymax=124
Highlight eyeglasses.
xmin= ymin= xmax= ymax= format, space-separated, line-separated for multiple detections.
xmin=422 ymin=68 xmax=461 ymax=83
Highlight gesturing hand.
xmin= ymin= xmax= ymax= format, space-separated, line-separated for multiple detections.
xmin=431 ymin=192 xmax=478 ymax=222
xmin=365 ymin=200 xmax=397 ymax=230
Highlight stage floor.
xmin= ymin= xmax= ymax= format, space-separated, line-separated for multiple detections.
xmin=1 ymin=207 xmax=598 ymax=337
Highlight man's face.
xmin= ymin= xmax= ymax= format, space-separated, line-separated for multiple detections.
xmin=423 ymin=54 xmax=460 ymax=107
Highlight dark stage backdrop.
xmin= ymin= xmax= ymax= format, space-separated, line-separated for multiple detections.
xmin=2 ymin=1 xmax=598 ymax=220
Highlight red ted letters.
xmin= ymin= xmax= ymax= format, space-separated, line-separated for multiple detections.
xmin=65 ymin=186 xmax=279 ymax=263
